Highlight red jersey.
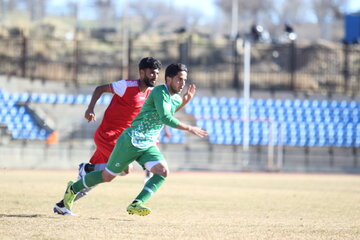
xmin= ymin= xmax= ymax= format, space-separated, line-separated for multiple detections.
xmin=99 ymin=80 xmax=152 ymax=132
xmin=89 ymin=80 xmax=152 ymax=164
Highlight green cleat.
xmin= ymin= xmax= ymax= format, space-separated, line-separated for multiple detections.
xmin=127 ymin=202 xmax=151 ymax=216
xmin=63 ymin=181 xmax=76 ymax=210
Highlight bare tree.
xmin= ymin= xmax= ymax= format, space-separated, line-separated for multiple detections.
xmin=215 ymin=0 xmax=274 ymax=35
xmin=0 ymin=0 xmax=4 ymax=21
xmin=94 ymin=0 xmax=116 ymax=29
xmin=269 ymin=0 xmax=306 ymax=40
xmin=27 ymin=0 xmax=47 ymax=21
xmin=67 ymin=1 xmax=78 ymax=20
xmin=272 ymin=0 xmax=305 ymax=25
xmin=6 ymin=0 xmax=17 ymax=12
xmin=311 ymin=0 xmax=349 ymax=40
xmin=127 ymin=0 xmax=204 ymax=40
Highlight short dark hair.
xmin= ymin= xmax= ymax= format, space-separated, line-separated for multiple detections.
xmin=138 ymin=57 xmax=162 ymax=70
xmin=165 ymin=63 xmax=188 ymax=78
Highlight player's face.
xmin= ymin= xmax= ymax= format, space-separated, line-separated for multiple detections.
xmin=168 ymin=71 xmax=187 ymax=94
xmin=143 ymin=68 xmax=160 ymax=87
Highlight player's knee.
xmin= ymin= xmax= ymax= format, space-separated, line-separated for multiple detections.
xmin=122 ymin=163 xmax=133 ymax=175
xmin=102 ymin=170 xmax=116 ymax=182
xmin=151 ymin=164 xmax=169 ymax=178
xmin=159 ymin=169 xmax=169 ymax=178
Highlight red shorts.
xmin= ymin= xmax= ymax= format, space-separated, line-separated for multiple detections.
xmin=89 ymin=127 xmax=124 ymax=164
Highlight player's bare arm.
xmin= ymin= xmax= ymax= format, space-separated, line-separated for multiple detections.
xmin=177 ymin=121 xmax=208 ymax=138
xmin=84 ymin=84 xmax=112 ymax=122
xmin=176 ymin=84 xmax=196 ymax=112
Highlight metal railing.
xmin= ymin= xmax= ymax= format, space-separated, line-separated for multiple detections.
xmin=0 ymin=35 xmax=359 ymax=95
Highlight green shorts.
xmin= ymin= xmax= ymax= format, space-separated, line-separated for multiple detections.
xmin=105 ymin=131 xmax=165 ymax=175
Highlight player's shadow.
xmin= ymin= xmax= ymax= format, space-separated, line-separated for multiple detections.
xmin=89 ymin=217 xmax=133 ymax=222
xmin=0 ymin=214 xmax=51 ymax=218
xmin=0 ymin=214 xmax=134 ymax=221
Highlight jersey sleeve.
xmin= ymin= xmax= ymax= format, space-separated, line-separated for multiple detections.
xmin=153 ymin=88 xmax=179 ymax=128
xmin=111 ymin=80 xmax=127 ymax=97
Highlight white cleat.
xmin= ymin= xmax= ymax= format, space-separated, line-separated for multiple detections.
xmin=53 ymin=204 xmax=76 ymax=216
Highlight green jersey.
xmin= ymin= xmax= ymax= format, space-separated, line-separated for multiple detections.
xmin=126 ymin=84 xmax=182 ymax=149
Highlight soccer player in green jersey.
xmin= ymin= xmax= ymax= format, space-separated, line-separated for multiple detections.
xmin=59 ymin=63 xmax=208 ymax=216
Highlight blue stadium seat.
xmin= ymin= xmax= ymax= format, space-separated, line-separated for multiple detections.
xmin=254 ymin=99 xmax=265 ymax=108
xmin=56 ymin=94 xmax=67 ymax=104
xmin=10 ymin=92 xmax=21 ymax=102
xmin=47 ymin=94 xmax=57 ymax=104
xmin=18 ymin=92 xmax=30 ymax=102
xmin=150 ymin=96 xmax=360 ymax=147
xmin=227 ymin=97 xmax=239 ymax=106
xmin=320 ymin=100 xmax=329 ymax=108
xmin=283 ymin=99 xmax=293 ymax=108
xmin=38 ymin=93 xmax=49 ymax=103
xmin=349 ymin=101 xmax=358 ymax=109
xmin=190 ymin=97 xmax=200 ymax=106
xmin=310 ymin=100 xmax=320 ymax=108
xmin=274 ymin=99 xmax=283 ymax=108
xmin=218 ymin=97 xmax=228 ymax=106
xmin=339 ymin=100 xmax=349 ymax=109
xmin=74 ymin=94 xmax=86 ymax=104
xmin=185 ymin=104 xmax=193 ymax=115
xmin=330 ymin=100 xmax=340 ymax=108
xmin=65 ymin=95 xmax=75 ymax=104
xmin=85 ymin=94 xmax=92 ymax=104
xmin=209 ymin=97 xmax=218 ymax=106
xmin=29 ymin=93 xmax=40 ymax=102
xmin=100 ymin=95 xmax=112 ymax=105
xmin=302 ymin=100 xmax=310 ymax=108
xmin=265 ymin=99 xmax=274 ymax=108
xmin=200 ymin=96 xmax=210 ymax=106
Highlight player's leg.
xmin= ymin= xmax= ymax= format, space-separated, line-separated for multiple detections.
xmin=53 ymin=161 xmax=97 ymax=214
xmin=74 ymin=163 xmax=106 ymax=201
xmin=78 ymin=163 xmax=95 ymax=179
xmin=53 ymin=162 xmax=95 ymax=215
xmin=61 ymin=133 xmax=139 ymax=212
xmin=144 ymin=170 xmax=153 ymax=183
xmin=127 ymin=146 xmax=168 ymax=216
xmin=54 ymin=161 xmax=134 ymax=215
xmin=75 ymin=162 xmax=133 ymax=201
xmin=74 ymin=129 xmax=133 ymax=201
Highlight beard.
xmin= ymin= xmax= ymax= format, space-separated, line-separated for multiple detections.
xmin=144 ymin=76 xmax=155 ymax=87
xmin=170 ymin=84 xmax=181 ymax=94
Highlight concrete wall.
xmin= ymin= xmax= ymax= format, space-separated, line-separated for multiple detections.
xmin=1 ymin=75 xmax=359 ymax=173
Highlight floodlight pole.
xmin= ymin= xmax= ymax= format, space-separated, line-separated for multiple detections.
xmin=242 ymin=40 xmax=251 ymax=168
xmin=121 ymin=0 xmax=129 ymax=79
xmin=231 ymin=0 xmax=238 ymax=39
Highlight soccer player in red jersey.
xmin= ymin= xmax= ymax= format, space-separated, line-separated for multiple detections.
xmin=53 ymin=57 xmax=162 ymax=215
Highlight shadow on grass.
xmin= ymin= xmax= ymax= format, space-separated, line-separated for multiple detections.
xmin=88 ymin=217 xmax=134 ymax=222
xmin=0 ymin=214 xmax=134 ymax=222
xmin=0 ymin=214 xmax=49 ymax=218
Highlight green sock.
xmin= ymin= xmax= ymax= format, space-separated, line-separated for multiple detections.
xmin=134 ymin=174 xmax=165 ymax=203
xmin=72 ymin=170 xmax=104 ymax=193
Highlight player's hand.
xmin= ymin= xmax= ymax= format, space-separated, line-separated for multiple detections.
xmin=84 ymin=109 xmax=96 ymax=122
xmin=182 ymin=84 xmax=196 ymax=104
xmin=188 ymin=126 xmax=208 ymax=138
xmin=164 ymin=126 xmax=172 ymax=139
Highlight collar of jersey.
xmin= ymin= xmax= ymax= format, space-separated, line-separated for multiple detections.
xmin=164 ymin=84 xmax=177 ymax=98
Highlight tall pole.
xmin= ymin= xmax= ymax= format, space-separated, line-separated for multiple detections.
xmin=121 ymin=0 xmax=129 ymax=79
xmin=243 ymin=40 xmax=251 ymax=168
xmin=231 ymin=0 xmax=240 ymax=90
xmin=231 ymin=0 xmax=238 ymax=39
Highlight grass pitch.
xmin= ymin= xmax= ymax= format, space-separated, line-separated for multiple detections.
xmin=0 ymin=169 xmax=359 ymax=240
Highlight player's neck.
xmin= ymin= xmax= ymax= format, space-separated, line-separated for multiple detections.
xmin=165 ymin=83 xmax=175 ymax=96
xmin=138 ymin=79 xmax=149 ymax=93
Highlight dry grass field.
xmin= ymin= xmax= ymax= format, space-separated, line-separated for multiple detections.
xmin=0 ymin=169 xmax=359 ymax=240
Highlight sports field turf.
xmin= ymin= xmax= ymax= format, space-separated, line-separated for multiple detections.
xmin=0 ymin=169 xmax=359 ymax=240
